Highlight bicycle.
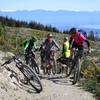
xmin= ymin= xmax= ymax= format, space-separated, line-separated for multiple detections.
xmin=71 ymin=49 xmax=89 ymax=85
xmin=1 ymin=56 xmax=43 ymax=93
xmin=25 ymin=50 xmax=40 ymax=74
xmin=41 ymin=49 xmax=57 ymax=75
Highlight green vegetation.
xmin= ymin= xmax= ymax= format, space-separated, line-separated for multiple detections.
xmin=81 ymin=57 xmax=100 ymax=98
xmin=0 ymin=24 xmax=65 ymax=54
xmin=0 ymin=16 xmax=59 ymax=33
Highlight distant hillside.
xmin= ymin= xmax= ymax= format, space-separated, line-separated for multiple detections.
xmin=0 ymin=16 xmax=59 ymax=33
xmin=0 ymin=10 xmax=100 ymax=31
xmin=0 ymin=26 xmax=65 ymax=53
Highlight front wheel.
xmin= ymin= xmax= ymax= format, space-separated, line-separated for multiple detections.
xmin=32 ymin=59 xmax=40 ymax=74
xmin=51 ymin=59 xmax=57 ymax=75
xmin=72 ymin=58 xmax=81 ymax=84
xmin=29 ymin=58 xmax=40 ymax=74
xmin=22 ymin=65 xmax=43 ymax=93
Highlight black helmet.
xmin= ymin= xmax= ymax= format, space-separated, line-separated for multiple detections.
xmin=69 ymin=28 xmax=77 ymax=34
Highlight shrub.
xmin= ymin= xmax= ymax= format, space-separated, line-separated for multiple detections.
xmin=81 ymin=60 xmax=100 ymax=98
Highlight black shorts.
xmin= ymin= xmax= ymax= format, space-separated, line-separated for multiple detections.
xmin=72 ymin=42 xmax=84 ymax=58
xmin=72 ymin=41 xmax=84 ymax=50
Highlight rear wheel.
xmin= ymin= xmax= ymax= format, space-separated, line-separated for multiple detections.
xmin=22 ymin=65 xmax=43 ymax=93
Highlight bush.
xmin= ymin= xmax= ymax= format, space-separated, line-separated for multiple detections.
xmin=81 ymin=60 xmax=100 ymax=98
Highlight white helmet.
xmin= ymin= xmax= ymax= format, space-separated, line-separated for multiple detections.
xmin=47 ymin=33 xmax=53 ymax=37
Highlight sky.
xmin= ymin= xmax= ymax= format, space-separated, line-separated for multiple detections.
xmin=0 ymin=0 xmax=100 ymax=12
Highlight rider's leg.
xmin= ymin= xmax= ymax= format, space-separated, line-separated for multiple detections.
xmin=25 ymin=52 xmax=29 ymax=64
xmin=78 ymin=46 xmax=84 ymax=78
xmin=40 ymin=51 xmax=45 ymax=70
xmin=57 ymin=56 xmax=65 ymax=74
xmin=40 ymin=56 xmax=44 ymax=69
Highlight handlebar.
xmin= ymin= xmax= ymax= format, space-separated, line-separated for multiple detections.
xmin=1 ymin=58 xmax=13 ymax=66
xmin=1 ymin=56 xmax=18 ymax=66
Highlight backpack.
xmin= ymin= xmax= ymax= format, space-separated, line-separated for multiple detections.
xmin=78 ymin=29 xmax=87 ymax=38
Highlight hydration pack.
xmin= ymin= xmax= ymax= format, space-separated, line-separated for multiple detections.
xmin=78 ymin=29 xmax=87 ymax=38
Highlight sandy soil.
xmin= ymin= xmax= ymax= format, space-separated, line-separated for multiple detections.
xmin=0 ymin=51 xmax=96 ymax=100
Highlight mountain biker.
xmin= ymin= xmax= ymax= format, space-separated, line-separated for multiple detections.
xmin=39 ymin=33 xmax=60 ymax=70
xmin=57 ymin=36 xmax=70 ymax=64
xmin=69 ymin=27 xmax=91 ymax=66
xmin=57 ymin=36 xmax=71 ymax=73
xmin=24 ymin=36 xmax=37 ymax=64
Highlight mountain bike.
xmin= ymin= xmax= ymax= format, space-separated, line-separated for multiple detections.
xmin=71 ymin=49 xmax=89 ymax=85
xmin=42 ymin=50 xmax=57 ymax=75
xmin=25 ymin=50 xmax=40 ymax=74
xmin=1 ymin=56 xmax=43 ymax=93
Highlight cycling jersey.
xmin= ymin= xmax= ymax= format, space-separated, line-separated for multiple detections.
xmin=70 ymin=32 xmax=86 ymax=46
xmin=24 ymin=38 xmax=37 ymax=52
xmin=41 ymin=39 xmax=60 ymax=52
xmin=63 ymin=41 xmax=70 ymax=58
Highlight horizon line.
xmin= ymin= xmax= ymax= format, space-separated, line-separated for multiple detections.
xmin=0 ymin=9 xmax=100 ymax=12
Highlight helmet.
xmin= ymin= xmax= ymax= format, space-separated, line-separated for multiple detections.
xmin=47 ymin=33 xmax=53 ymax=38
xmin=64 ymin=37 xmax=68 ymax=41
xmin=69 ymin=28 xmax=77 ymax=34
xmin=31 ymin=36 xmax=37 ymax=42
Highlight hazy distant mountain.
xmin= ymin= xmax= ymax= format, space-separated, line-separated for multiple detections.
xmin=0 ymin=10 xmax=100 ymax=31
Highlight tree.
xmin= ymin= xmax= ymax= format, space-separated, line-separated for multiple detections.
xmin=0 ymin=16 xmax=60 ymax=33
xmin=88 ymin=31 xmax=95 ymax=41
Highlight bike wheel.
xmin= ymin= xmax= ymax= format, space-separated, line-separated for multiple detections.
xmin=72 ymin=58 xmax=81 ymax=84
xmin=51 ymin=59 xmax=57 ymax=75
xmin=32 ymin=59 xmax=40 ymax=74
xmin=65 ymin=65 xmax=72 ymax=77
xmin=29 ymin=58 xmax=40 ymax=74
xmin=22 ymin=65 xmax=43 ymax=93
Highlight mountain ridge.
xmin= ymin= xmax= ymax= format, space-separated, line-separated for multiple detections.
xmin=0 ymin=10 xmax=100 ymax=31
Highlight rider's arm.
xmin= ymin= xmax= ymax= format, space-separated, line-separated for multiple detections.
xmin=39 ymin=39 xmax=47 ymax=51
xmin=53 ymin=40 xmax=60 ymax=50
xmin=85 ymin=39 xmax=90 ymax=48
xmin=69 ymin=36 xmax=74 ymax=48
xmin=33 ymin=42 xmax=37 ymax=49
xmin=23 ymin=40 xmax=29 ymax=50
xmin=85 ymin=39 xmax=91 ymax=53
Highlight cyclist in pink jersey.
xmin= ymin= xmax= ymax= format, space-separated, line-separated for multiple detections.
xmin=70 ymin=30 xmax=86 ymax=46
xmin=69 ymin=28 xmax=91 ymax=59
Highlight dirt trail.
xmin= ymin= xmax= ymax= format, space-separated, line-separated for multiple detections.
xmin=0 ymin=51 xmax=96 ymax=100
